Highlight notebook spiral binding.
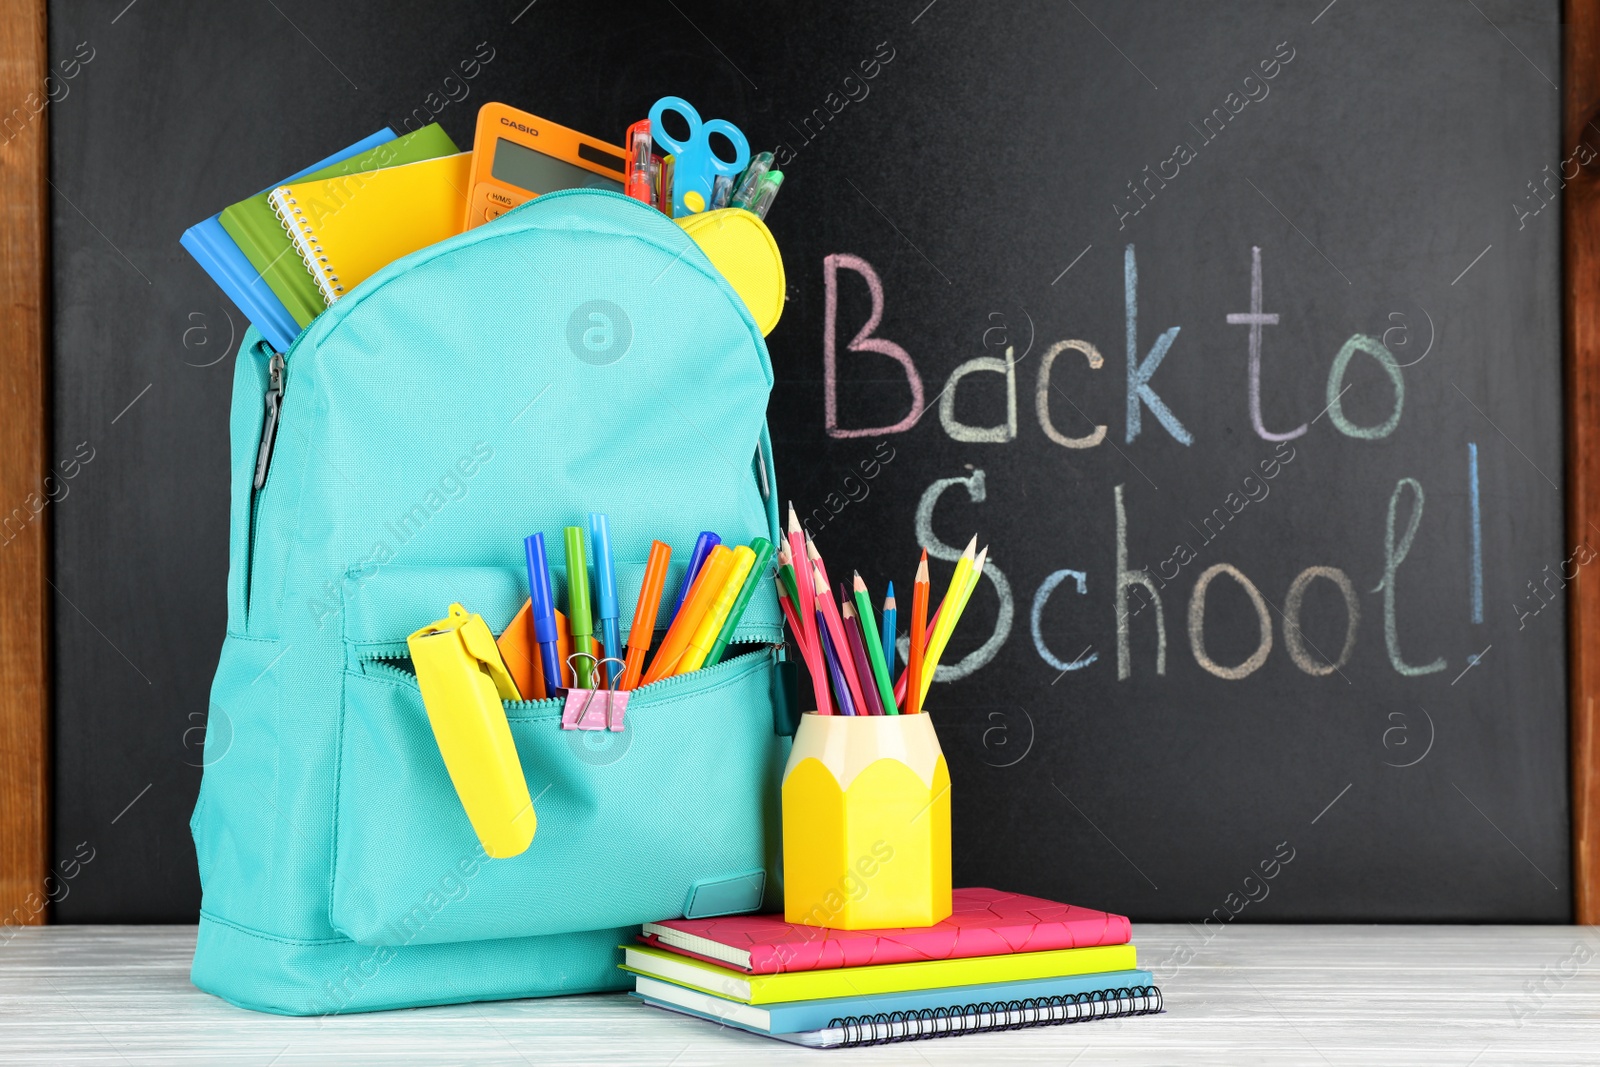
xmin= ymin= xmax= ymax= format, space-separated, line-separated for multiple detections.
xmin=269 ymin=187 xmax=345 ymax=307
xmin=824 ymin=985 xmax=1163 ymax=1048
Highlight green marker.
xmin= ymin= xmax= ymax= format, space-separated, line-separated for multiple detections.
xmin=704 ymin=537 xmax=776 ymax=668
xmin=851 ymin=571 xmax=898 ymax=715
xmin=564 ymin=526 xmax=594 ymax=688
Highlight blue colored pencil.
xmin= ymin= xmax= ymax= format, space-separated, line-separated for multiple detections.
xmin=816 ymin=607 xmax=857 ymax=716
xmin=881 ymin=581 xmax=897 ymax=678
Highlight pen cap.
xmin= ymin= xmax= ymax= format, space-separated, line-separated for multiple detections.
xmin=589 ymin=512 xmax=619 ymax=619
xmin=524 ymin=533 xmax=559 ymax=643
xmin=730 ymin=151 xmax=774 ymax=210
xmin=748 ymin=171 xmax=784 ymax=220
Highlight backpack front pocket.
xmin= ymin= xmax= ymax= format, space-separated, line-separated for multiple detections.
xmin=330 ymin=570 xmax=786 ymax=947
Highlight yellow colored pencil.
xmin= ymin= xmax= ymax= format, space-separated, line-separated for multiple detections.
xmin=919 ymin=541 xmax=985 ymax=705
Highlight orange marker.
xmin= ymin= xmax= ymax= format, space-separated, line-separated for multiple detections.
xmin=907 ymin=552 xmax=929 ymax=715
xmin=620 ymin=540 xmax=673 ymax=690
xmin=642 ymin=544 xmax=733 ymax=685
xmin=497 ymin=600 xmax=544 ymax=700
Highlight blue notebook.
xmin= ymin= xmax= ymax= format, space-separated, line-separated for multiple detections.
xmin=180 ymin=128 xmax=396 ymax=352
xmin=633 ymin=967 xmax=1156 ymax=1036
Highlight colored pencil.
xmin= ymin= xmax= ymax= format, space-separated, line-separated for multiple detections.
xmin=788 ymin=505 xmax=821 ymax=682
xmin=893 ymin=606 xmax=939 ymax=709
xmin=644 ymin=544 xmax=733 ymax=685
xmin=778 ymin=581 xmax=832 ymax=714
xmin=881 ymin=581 xmax=897 ymax=679
xmin=919 ymin=546 xmax=986 ymax=705
xmin=816 ymin=606 xmax=857 ymax=716
xmin=774 ymin=541 xmax=802 ymax=616
xmin=811 ymin=563 xmax=867 ymax=715
xmin=807 ymin=536 xmax=831 ymax=590
xmin=852 ymin=572 xmax=896 ymax=715
xmin=619 ymin=540 xmax=672 ymax=690
xmin=907 ymin=552 xmax=929 ymax=715
xmin=842 ymin=598 xmax=885 ymax=715
xmin=910 ymin=538 xmax=974 ymax=702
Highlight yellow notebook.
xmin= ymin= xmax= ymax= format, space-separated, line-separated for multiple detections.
xmin=268 ymin=152 xmax=471 ymax=306
xmin=620 ymin=942 xmax=1137 ymax=1005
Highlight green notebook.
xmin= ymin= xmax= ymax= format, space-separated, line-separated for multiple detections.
xmin=220 ymin=124 xmax=458 ymax=330
xmin=621 ymin=942 xmax=1139 ymax=1005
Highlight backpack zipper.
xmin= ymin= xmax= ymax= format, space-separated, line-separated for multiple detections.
xmin=360 ymin=641 xmax=779 ymax=711
xmin=252 ymin=351 xmax=285 ymax=491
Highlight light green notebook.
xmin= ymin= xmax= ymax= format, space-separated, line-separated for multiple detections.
xmin=219 ymin=124 xmax=458 ymax=329
xmin=620 ymin=942 xmax=1139 ymax=1005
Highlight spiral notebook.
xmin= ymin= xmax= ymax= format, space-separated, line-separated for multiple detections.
xmin=637 ymin=980 xmax=1164 ymax=1048
xmin=633 ymin=968 xmax=1156 ymax=1036
xmin=180 ymin=128 xmax=397 ymax=352
xmin=219 ymin=124 xmax=457 ymax=328
xmin=268 ymin=152 xmax=471 ymax=308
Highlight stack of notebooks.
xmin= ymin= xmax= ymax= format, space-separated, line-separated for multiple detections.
xmin=623 ymin=888 xmax=1161 ymax=1048
xmin=181 ymin=123 xmax=469 ymax=353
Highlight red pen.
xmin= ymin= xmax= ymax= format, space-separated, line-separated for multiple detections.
xmin=625 ymin=119 xmax=654 ymax=205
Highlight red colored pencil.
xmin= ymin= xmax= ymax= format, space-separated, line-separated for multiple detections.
xmin=778 ymin=580 xmax=832 ymax=715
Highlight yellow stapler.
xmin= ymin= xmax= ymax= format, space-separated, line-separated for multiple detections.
xmin=407 ymin=603 xmax=536 ymax=859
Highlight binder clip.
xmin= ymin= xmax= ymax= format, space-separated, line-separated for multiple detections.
xmin=562 ymin=654 xmax=630 ymax=732
xmin=407 ymin=603 xmax=536 ymax=859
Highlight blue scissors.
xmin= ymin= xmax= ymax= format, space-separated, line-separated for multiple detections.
xmin=649 ymin=96 xmax=750 ymax=217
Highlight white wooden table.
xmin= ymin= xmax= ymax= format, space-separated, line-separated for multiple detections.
xmin=0 ymin=924 xmax=1594 ymax=1065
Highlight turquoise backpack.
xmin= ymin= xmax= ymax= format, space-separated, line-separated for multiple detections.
xmin=190 ymin=189 xmax=791 ymax=1015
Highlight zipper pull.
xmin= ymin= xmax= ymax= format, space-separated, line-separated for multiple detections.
xmin=252 ymin=352 xmax=285 ymax=491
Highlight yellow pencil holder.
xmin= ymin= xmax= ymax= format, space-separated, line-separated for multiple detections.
xmin=781 ymin=712 xmax=953 ymax=930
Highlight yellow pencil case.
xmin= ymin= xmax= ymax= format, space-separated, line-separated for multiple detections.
xmin=678 ymin=208 xmax=785 ymax=337
xmin=407 ymin=604 xmax=537 ymax=859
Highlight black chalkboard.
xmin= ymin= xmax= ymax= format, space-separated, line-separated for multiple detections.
xmin=51 ymin=0 xmax=1567 ymax=923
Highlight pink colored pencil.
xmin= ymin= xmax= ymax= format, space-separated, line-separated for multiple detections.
xmin=787 ymin=505 xmax=823 ymax=693
xmin=778 ymin=581 xmax=831 ymax=715
xmin=811 ymin=563 xmax=868 ymax=715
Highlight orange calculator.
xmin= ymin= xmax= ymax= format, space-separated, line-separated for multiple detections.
xmin=464 ymin=103 xmax=628 ymax=230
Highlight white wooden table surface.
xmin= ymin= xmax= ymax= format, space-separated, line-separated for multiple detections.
xmin=0 ymin=924 xmax=1595 ymax=1065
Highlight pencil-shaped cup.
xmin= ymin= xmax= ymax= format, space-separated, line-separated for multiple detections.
xmin=781 ymin=711 xmax=952 ymax=929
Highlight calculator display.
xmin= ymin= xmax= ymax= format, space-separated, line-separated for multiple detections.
xmin=491 ymin=138 xmax=622 ymax=195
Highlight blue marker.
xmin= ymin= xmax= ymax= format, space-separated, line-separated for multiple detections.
xmin=590 ymin=512 xmax=622 ymax=677
xmin=670 ymin=531 xmax=722 ymax=622
xmin=524 ymin=532 xmax=563 ymax=694
xmin=881 ymin=581 xmax=897 ymax=678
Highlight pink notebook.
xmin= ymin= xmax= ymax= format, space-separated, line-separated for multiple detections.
xmin=638 ymin=888 xmax=1132 ymax=974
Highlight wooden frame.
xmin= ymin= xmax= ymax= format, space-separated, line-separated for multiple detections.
xmin=0 ymin=0 xmax=50 ymax=926
xmin=0 ymin=1 xmax=1592 ymax=924
xmin=1570 ymin=0 xmax=1600 ymax=923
